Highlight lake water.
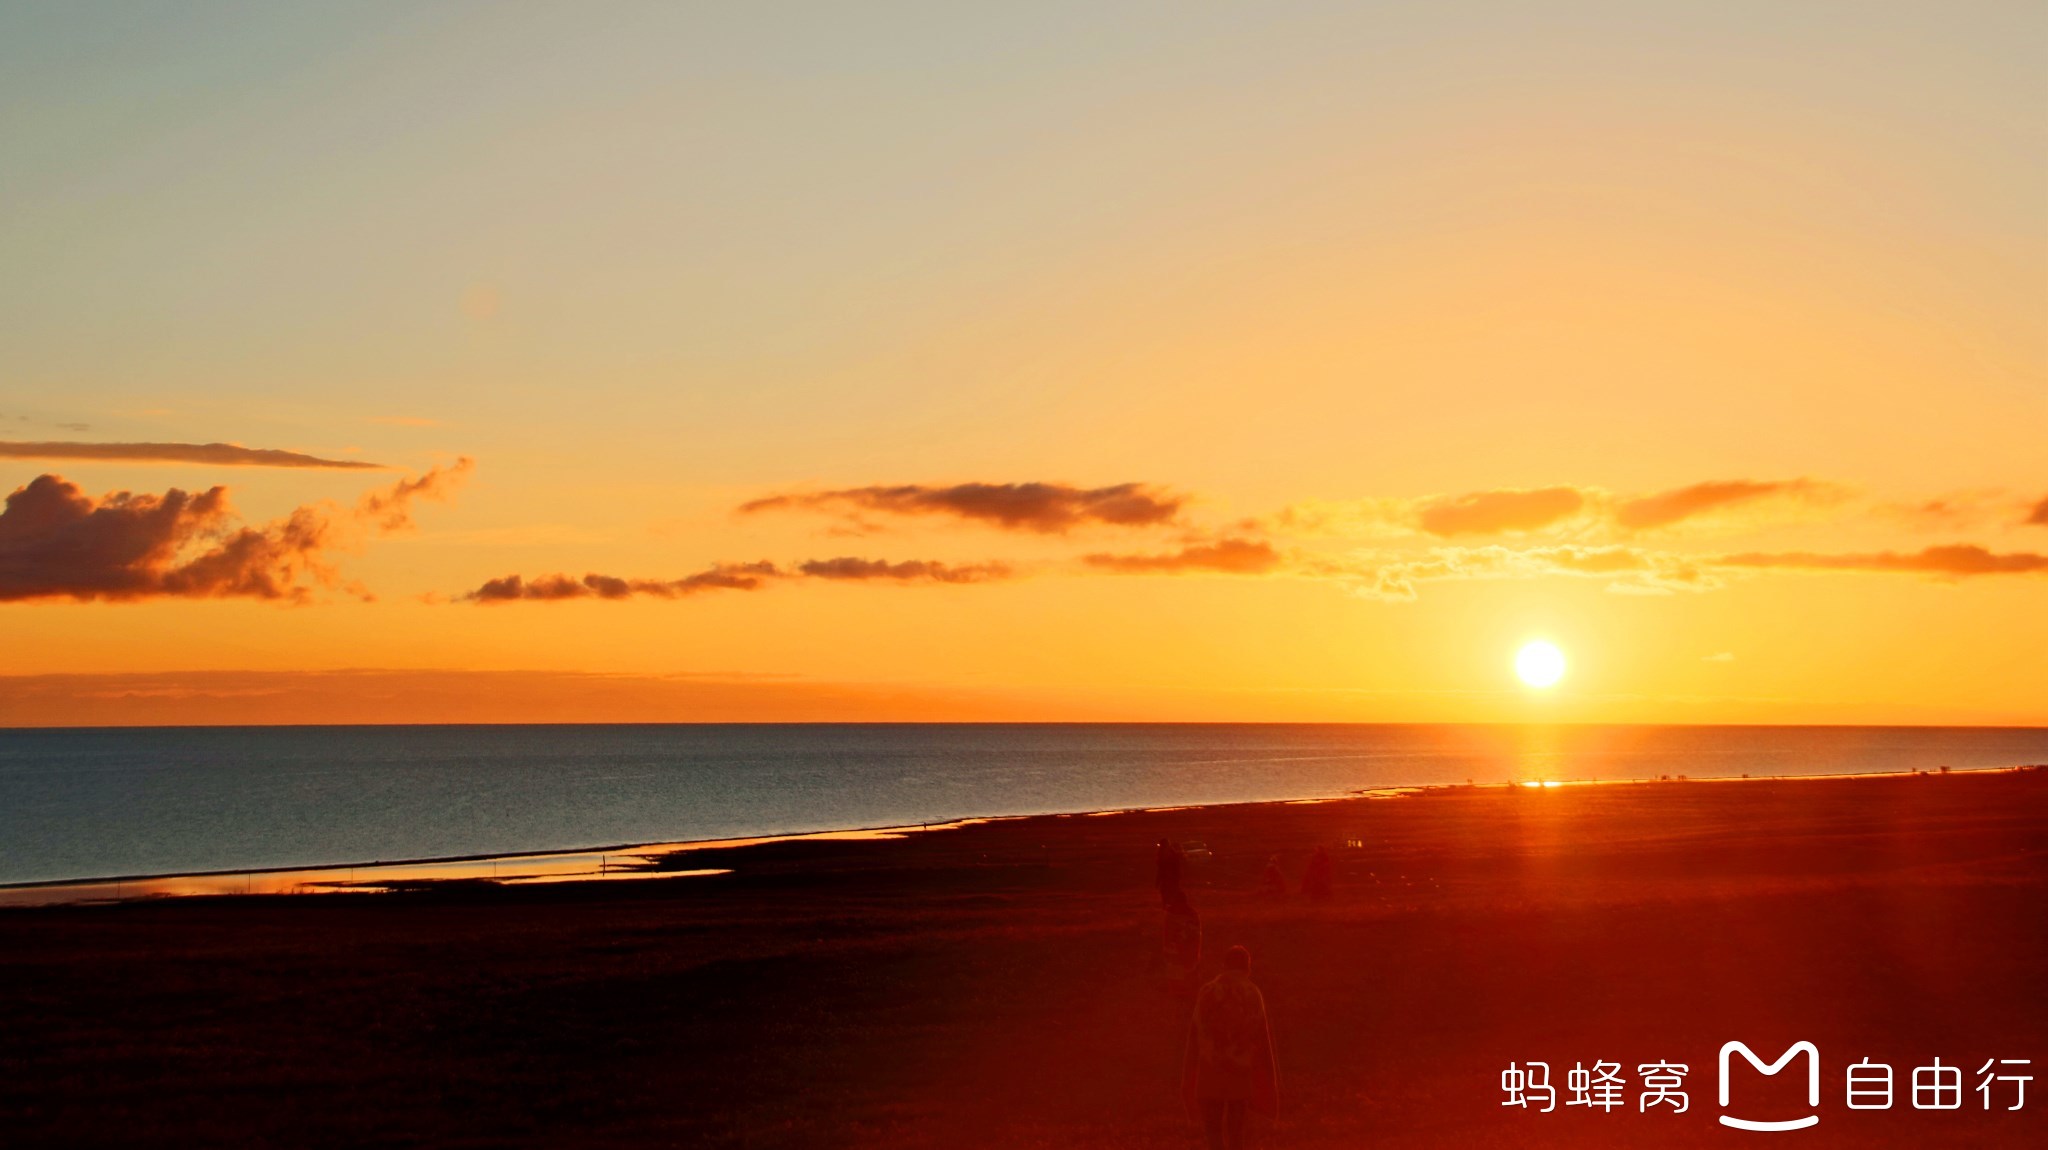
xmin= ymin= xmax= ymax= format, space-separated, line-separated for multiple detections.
xmin=3 ymin=723 xmax=2046 ymax=885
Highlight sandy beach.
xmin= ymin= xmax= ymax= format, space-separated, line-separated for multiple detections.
xmin=2 ymin=768 xmax=2043 ymax=1148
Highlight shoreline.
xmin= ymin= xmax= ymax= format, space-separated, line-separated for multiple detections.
xmin=6 ymin=761 xmax=2038 ymax=907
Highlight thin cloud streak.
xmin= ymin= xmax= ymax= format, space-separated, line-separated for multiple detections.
xmin=464 ymin=562 xmax=781 ymax=602
xmin=463 ymin=556 xmax=1012 ymax=602
xmin=1716 ymin=545 xmax=2048 ymax=577
xmin=741 ymin=482 xmax=1183 ymax=533
xmin=796 ymin=557 xmax=1012 ymax=583
xmin=1082 ymin=538 xmax=1282 ymax=574
xmin=0 ymin=441 xmax=388 ymax=469
xmin=1615 ymin=478 xmax=1833 ymax=531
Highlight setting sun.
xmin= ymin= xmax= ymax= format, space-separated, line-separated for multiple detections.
xmin=1515 ymin=641 xmax=1567 ymax=689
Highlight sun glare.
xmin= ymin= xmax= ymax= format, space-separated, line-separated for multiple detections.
xmin=1515 ymin=640 xmax=1567 ymax=689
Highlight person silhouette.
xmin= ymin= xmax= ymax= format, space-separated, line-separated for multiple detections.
xmin=1182 ymin=945 xmax=1277 ymax=1150
xmin=1301 ymin=845 xmax=1333 ymax=901
xmin=1259 ymin=854 xmax=1287 ymax=899
xmin=1162 ymin=890 xmax=1202 ymax=995
xmin=1156 ymin=838 xmax=1185 ymax=908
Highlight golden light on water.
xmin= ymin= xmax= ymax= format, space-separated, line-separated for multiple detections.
xmin=1515 ymin=641 xmax=1567 ymax=689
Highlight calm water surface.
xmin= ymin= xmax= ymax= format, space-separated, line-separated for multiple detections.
xmin=3 ymin=723 xmax=2045 ymax=885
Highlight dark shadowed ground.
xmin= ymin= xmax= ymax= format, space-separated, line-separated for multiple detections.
xmin=3 ymin=770 xmax=2044 ymax=1148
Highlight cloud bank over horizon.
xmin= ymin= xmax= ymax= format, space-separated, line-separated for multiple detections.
xmin=7 ymin=467 xmax=2041 ymax=608
xmin=457 ymin=472 xmax=2048 ymax=606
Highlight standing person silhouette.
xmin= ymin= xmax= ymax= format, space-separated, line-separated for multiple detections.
xmin=1182 ymin=945 xmax=1277 ymax=1149
xmin=1259 ymin=854 xmax=1287 ymax=899
xmin=1162 ymin=891 xmax=1202 ymax=995
xmin=1156 ymin=838 xmax=1185 ymax=908
xmin=1301 ymin=845 xmax=1333 ymax=901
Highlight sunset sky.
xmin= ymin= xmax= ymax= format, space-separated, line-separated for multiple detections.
xmin=2 ymin=2 xmax=2043 ymax=725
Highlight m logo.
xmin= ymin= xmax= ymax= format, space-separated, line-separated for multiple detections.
xmin=1718 ymin=1041 xmax=1820 ymax=1131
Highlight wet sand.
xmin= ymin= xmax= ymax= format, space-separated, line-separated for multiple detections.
xmin=2 ymin=769 xmax=2044 ymax=1148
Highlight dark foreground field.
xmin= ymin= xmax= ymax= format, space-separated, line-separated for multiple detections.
xmin=3 ymin=771 xmax=2045 ymax=1148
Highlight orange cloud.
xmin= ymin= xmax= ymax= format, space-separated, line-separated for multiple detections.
xmin=1330 ymin=544 xmax=1713 ymax=600
xmin=1716 ymin=544 xmax=2048 ymax=577
xmin=0 ymin=462 xmax=468 ymax=603
xmin=1273 ymin=477 xmax=1857 ymax=541
xmin=1327 ymin=540 xmax=2047 ymax=600
xmin=1414 ymin=487 xmax=1586 ymax=536
xmin=1615 ymin=478 xmax=1832 ymax=531
xmin=0 ymin=441 xmax=387 ymax=469
xmin=357 ymin=456 xmax=474 ymax=530
xmin=1312 ymin=539 xmax=2048 ymax=600
xmin=741 ymin=482 xmax=1183 ymax=533
xmin=1082 ymin=538 xmax=1282 ymax=574
xmin=2028 ymin=496 xmax=2048 ymax=527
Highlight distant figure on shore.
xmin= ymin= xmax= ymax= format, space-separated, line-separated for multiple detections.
xmin=1182 ymin=945 xmax=1278 ymax=1150
xmin=1162 ymin=892 xmax=1202 ymax=995
xmin=1301 ymin=846 xmax=1333 ymax=902
xmin=1156 ymin=838 xmax=1185 ymax=908
xmin=1260 ymin=855 xmax=1287 ymax=899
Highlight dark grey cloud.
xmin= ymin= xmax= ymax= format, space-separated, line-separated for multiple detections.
xmin=463 ymin=556 xmax=1010 ymax=602
xmin=0 ymin=460 xmax=470 ymax=603
xmin=741 ymin=482 xmax=1183 ymax=533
